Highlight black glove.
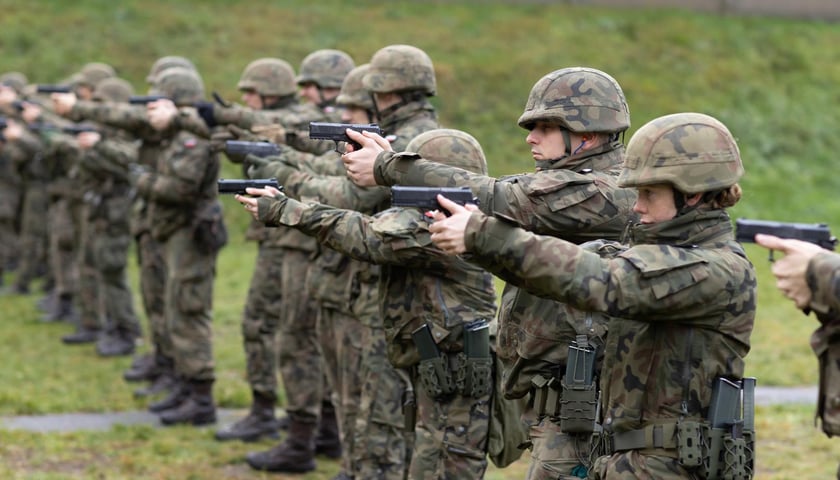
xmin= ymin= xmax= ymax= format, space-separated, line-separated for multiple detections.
xmin=195 ymin=101 xmax=216 ymax=128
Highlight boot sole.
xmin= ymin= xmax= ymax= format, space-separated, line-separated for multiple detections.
xmin=245 ymin=459 xmax=316 ymax=473
xmin=214 ymin=430 xmax=280 ymax=442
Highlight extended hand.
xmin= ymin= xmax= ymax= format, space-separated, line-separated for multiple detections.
xmin=755 ymin=234 xmax=827 ymax=309
xmin=235 ymin=186 xmax=283 ymax=220
xmin=428 ymin=194 xmax=479 ymax=255
xmin=342 ymin=129 xmax=392 ymax=187
xmin=147 ymin=99 xmax=178 ymax=131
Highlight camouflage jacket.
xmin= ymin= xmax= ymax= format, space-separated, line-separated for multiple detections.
xmin=257 ymin=195 xmax=498 ymax=368
xmin=806 ymin=251 xmax=840 ymax=436
xmin=135 ymin=130 xmax=220 ymax=242
xmin=464 ymin=208 xmax=756 ymax=433
xmin=255 ymin=96 xmax=441 ymax=309
xmin=372 ymin=141 xmax=637 ymax=397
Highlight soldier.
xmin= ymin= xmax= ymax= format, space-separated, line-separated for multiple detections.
xmin=754 ymin=234 xmax=840 ymax=477
xmin=296 ymin=49 xmax=355 ymax=120
xmin=238 ymin=128 xmax=498 ymax=479
xmin=0 ymin=72 xmax=28 ymax=286
xmin=243 ymin=44 xmax=443 ymax=476
xmin=73 ymin=77 xmax=142 ymax=356
xmin=342 ymin=67 xmax=637 ymax=477
xmin=133 ymin=67 xmax=226 ymax=426
xmin=427 ymin=112 xmax=757 ymax=479
xmin=51 ymin=56 xmax=190 ymax=396
xmin=202 ymin=58 xmax=335 ymax=455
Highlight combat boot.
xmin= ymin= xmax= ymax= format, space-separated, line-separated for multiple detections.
xmin=245 ymin=417 xmax=317 ymax=473
xmin=159 ymin=379 xmax=217 ymax=426
xmin=315 ymin=400 xmax=342 ymax=459
xmin=215 ymin=390 xmax=280 ymax=442
xmin=148 ymin=377 xmax=189 ymax=413
xmin=96 ymin=330 xmax=137 ymax=357
xmin=123 ymin=353 xmax=158 ymax=383
xmin=61 ymin=326 xmax=101 ymax=344
xmin=41 ymin=293 xmax=79 ymax=323
xmin=133 ymin=355 xmax=176 ymax=397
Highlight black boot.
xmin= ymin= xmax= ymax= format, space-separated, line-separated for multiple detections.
xmin=159 ymin=379 xmax=217 ymax=426
xmin=134 ymin=371 xmax=177 ymax=398
xmin=124 ymin=353 xmax=157 ymax=382
xmin=96 ymin=330 xmax=137 ymax=357
xmin=41 ymin=293 xmax=79 ymax=323
xmin=315 ymin=400 xmax=342 ymax=459
xmin=215 ymin=390 xmax=280 ymax=442
xmin=61 ymin=326 xmax=101 ymax=344
xmin=148 ymin=377 xmax=189 ymax=413
xmin=246 ymin=416 xmax=317 ymax=473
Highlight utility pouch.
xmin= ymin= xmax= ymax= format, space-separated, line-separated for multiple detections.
xmin=413 ymin=323 xmax=456 ymax=398
xmin=677 ymin=420 xmax=704 ymax=468
xmin=560 ymin=335 xmax=598 ymax=434
xmin=723 ymin=435 xmax=749 ymax=480
xmin=459 ymin=319 xmax=492 ymax=398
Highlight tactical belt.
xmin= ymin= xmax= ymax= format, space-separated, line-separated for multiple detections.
xmin=610 ymin=422 xmax=679 ymax=458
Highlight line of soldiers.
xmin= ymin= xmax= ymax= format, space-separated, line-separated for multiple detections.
xmin=6 ymin=41 xmax=831 ymax=480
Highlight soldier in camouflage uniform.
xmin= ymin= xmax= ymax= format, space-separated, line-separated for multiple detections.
xmin=52 ymin=57 xmax=195 ymax=394
xmin=0 ymin=72 xmax=28 ymax=286
xmin=297 ymin=49 xmax=355 ymax=119
xmin=134 ymin=67 xmax=226 ymax=426
xmin=754 ymin=234 xmax=840 ymax=477
xmin=343 ymin=67 xmax=638 ymax=477
xmin=197 ymin=58 xmax=335 ymax=455
xmin=245 ymin=45 xmax=443 ymax=477
xmin=74 ymin=77 xmax=142 ymax=356
xmin=239 ymin=127 xmax=498 ymax=480
xmin=427 ymin=112 xmax=757 ymax=480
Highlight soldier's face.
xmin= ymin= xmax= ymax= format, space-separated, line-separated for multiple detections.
xmin=526 ymin=122 xmax=566 ymax=161
xmin=241 ymin=90 xmax=263 ymax=110
xmin=634 ymin=184 xmax=677 ymax=224
xmin=299 ymin=83 xmax=321 ymax=104
xmin=341 ymin=106 xmax=372 ymax=124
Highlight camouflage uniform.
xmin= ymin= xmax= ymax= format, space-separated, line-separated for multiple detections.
xmin=804 ymin=251 xmax=840 ymax=477
xmin=0 ymin=72 xmax=28 ymax=282
xmin=65 ymin=97 xmax=172 ymax=380
xmin=208 ymin=60 xmax=333 ymax=472
xmin=4 ymin=129 xmax=47 ymax=294
xmin=371 ymin=67 xmax=638 ymax=477
xmin=256 ymin=126 xmax=502 ymax=480
xmin=134 ymin=67 xmax=225 ymax=426
xmin=75 ymin=77 xmax=142 ymax=356
xmin=460 ymin=113 xmax=757 ymax=480
xmin=250 ymin=54 xmax=444 ymax=477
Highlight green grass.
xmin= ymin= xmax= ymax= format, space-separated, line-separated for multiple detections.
xmin=2 ymin=0 xmax=840 ymax=478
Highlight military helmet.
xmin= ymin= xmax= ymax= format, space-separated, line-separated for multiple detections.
xmin=92 ymin=77 xmax=135 ymax=103
xmin=237 ymin=58 xmax=297 ymax=97
xmin=146 ymin=56 xmax=196 ymax=84
xmin=296 ymin=49 xmax=355 ymax=89
xmin=517 ymin=67 xmax=630 ymax=134
xmin=363 ymin=44 xmax=436 ymax=96
xmin=406 ymin=128 xmax=487 ymax=175
xmin=150 ymin=67 xmax=204 ymax=104
xmin=0 ymin=72 xmax=28 ymax=94
xmin=335 ymin=64 xmax=373 ymax=110
xmin=618 ymin=112 xmax=743 ymax=194
xmin=74 ymin=62 xmax=116 ymax=88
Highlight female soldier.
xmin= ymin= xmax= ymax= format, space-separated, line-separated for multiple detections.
xmin=428 ymin=112 xmax=757 ymax=479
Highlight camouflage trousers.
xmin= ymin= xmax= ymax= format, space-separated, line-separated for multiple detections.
xmin=77 ymin=196 xmax=140 ymax=336
xmin=14 ymin=185 xmax=49 ymax=291
xmin=163 ymin=227 xmax=217 ymax=382
xmin=47 ymin=198 xmax=81 ymax=298
xmin=410 ymin=374 xmax=492 ymax=479
xmin=590 ymin=452 xmax=696 ymax=479
xmin=241 ymin=245 xmax=284 ymax=395
xmin=0 ymin=217 xmax=18 ymax=278
xmin=277 ymin=248 xmax=325 ymax=420
xmin=136 ymin=230 xmax=170 ymax=359
xmin=317 ymin=306 xmax=364 ymax=475
xmin=526 ymin=416 xmax=594 ymax=479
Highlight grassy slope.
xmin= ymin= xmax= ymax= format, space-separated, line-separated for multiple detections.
xmin=1 ymin=0 xmax=840 ymax=478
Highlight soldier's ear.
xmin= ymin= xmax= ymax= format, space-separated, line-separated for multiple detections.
xmin=685 ymin=193 xmax=703 ymax=207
